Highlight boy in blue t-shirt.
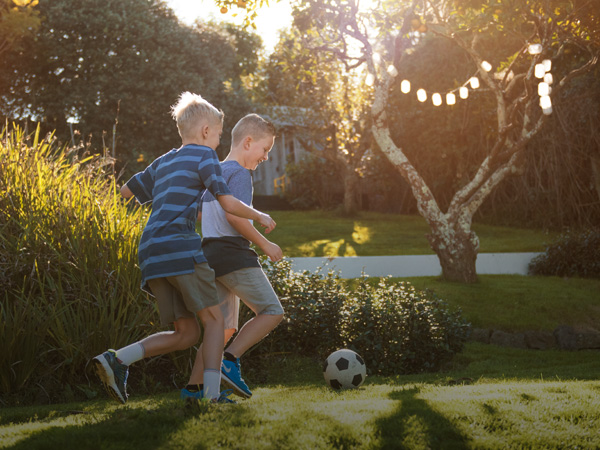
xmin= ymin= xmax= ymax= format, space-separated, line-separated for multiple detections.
xmin=93 ymin=94 xmax=276 ymax=404
xmin=182 ymin=114 xmax=284 ymax=399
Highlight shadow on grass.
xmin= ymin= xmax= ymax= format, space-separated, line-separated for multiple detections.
xmin=2 ymin=400 xmax=254 ymax=450
xmin=374 ymin=387 xmax=469 ymax=450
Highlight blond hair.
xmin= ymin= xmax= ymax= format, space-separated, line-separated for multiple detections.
xmin=231 ymin=114 xmax=276 ymax=147
xmin=170 ymin=92 xmax=223 ymax=138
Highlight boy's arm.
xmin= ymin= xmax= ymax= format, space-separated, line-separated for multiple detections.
xmin=217 ymin=194 xmax=276 ymax=234
xmin=225 ymin=212 xmax=283 ymax=262
xmin=121 ymin=184 xmax=134 ymax=199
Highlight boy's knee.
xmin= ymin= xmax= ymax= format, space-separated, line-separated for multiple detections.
xmin=198 ymin=305 xmax=224 ymax=328
xmin=174 ymin=321 xmax=201 ymax=349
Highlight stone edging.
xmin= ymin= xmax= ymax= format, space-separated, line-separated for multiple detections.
xmin=469 ymin=325 xmax=600 ymax=350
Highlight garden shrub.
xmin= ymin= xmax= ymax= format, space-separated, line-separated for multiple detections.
xmin=0 ymin=126 xmax=177 ymax=404
xmin=528 ymin=228 xmax=600 ymax=279
xmin=257 ymin=259 xmax=471 ymax=376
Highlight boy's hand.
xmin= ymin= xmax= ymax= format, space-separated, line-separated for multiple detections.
xmin=257 ymin=213 xmax=276 ymax=234
xmin=262 ymin=241 xmax=283 ymax=262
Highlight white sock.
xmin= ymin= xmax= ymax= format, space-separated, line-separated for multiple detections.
xmin=115 ymin=343 xmax=144 ymax=366
xmin=203 ymin=369 xmax=221 ymax=400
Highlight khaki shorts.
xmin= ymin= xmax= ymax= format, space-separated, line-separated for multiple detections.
xmin=216 ymin=267 xmax=284 ymax=331
xmin=147 ymin=263 xmax=219 ymax=326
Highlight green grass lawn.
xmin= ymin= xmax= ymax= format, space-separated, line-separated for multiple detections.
xmin=1 ymin=344 xmax=599 ymax=450
xmin=397 ymin=275 xmax=600 ymax=332
xmin=266 ymin=211 xmax=558 ymax=257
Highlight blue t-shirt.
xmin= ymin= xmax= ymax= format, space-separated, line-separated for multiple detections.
xmin=200 ymin=160 xmax=260 ymax=277
xmin=126 ymin=144 xmax=231 ymax=293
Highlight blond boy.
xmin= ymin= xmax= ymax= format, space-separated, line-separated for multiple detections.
xmin=93 ymin=94 xmax=276 ymax=404
xmin=181 ymin=114 xmax=284 ymax=400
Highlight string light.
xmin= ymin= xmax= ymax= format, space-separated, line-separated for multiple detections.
xmin=400 ymin=79 xmax=411 ymax=93
xmin=542 ymin=59 xmax=552 ymax=72
xmin=538 ymin=82 xmax=550 ymax=96
xmin=534 ymin=63 xmax=546 ymax=78
xmin=539 ymin=95 xmax=552 ymax=109
xmin=394 ymin=47 xmax=554 ymax=115
xmin=365 ymin=73 xmax=375 ymax=86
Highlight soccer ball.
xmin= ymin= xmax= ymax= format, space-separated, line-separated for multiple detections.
xmin=323 ymin=349 xmax=366 ymax=390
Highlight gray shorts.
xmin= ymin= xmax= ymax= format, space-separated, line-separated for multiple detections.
xmin=147 ymin=263 xmax=219 ymax=326
xmin=216 ymin=267 xmax=284 ymax=331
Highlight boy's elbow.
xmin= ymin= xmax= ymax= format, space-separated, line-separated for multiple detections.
xmin=120 ymin=185 xmax=133 ymax=199
xmin=217 ymin=194 xmax=233 ymax=212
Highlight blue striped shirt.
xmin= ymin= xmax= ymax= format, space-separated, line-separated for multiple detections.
xmin=125 ymin=144 xmax=231 ymax=293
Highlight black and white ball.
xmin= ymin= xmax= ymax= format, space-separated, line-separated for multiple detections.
xmin=323 ymin=349 xmax=366 ymax=390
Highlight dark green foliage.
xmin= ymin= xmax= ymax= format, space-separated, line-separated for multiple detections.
xmin=1 ymin=0 xmax=260 ymax=173
xmin=528 ymin=229 xmax=600 ymax=279
xmin=259 ymin=259 xmax=471 ymax=376
xmin=284 ymin=155 xmax=342 ymax=210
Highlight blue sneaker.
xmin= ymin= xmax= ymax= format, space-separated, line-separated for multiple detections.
xmin=183 ymin=389 xmax=236 ymax=407
xmin=221 ymin=358 xmax=252 ymax=398
xmin=93 ymin=349 xmax=129 ymax=404
xmin=213 ymin=389 xmax=237 ymax=404
xmin=180 ymin=388 xmax=203 ymax=401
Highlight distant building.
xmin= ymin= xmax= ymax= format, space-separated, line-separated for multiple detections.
xmin=252 ymin=106 xmax=322 ymax=196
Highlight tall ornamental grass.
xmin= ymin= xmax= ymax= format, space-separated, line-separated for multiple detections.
xmin=0 ymin=126 xmax=166 ymax=404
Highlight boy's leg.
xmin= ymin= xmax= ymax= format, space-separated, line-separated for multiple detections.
xmin=218 ymin=268 xmax=284 ymax=398
xmin=225 ymin=314 xmax=283 ymax=358
xmin=94 ymin=276 xmax=203 ymax=404
xmin=196 ymin=304 xmax=225 ymax=400
xmin=182 ymin=327 xmax=235 ymax=401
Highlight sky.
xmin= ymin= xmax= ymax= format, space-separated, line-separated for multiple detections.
xmin=165 ymin=0 xmax=293 ymax=54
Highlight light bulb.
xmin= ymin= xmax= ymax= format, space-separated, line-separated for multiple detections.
xmin=544 ymin=73 xmax=553 ymax=84
xmin=365 ymin=73 xmax=375 ymax=87
xmin=539 ymin=95 xmax=552 ymax=109
xmin=459 ymin=86 xmax=469 ymax=99
xmin=542 ymin=106 xmax=553 ymax=115
xmin=535 ymin=63 xmax=546 ymax=78
xmin=542 ymin=59 xmax=552 ymax=72
xmin=446 ymin=92 xmax=456 ymax=105
xmin=401 ymin=80 xmax=411 ymax=93
xmin=481 ymin=61 xmax=492 ymax=72
xmin=432 ymin=93 xmax=442 ymax=106
xmin=387 ymin=65 xmax=398 ymax=77
xmin=469 ymin=77 xmax=480 ymax=89
xmin=417 ymin=89 xmax=427 ymax=102
xmin=538 ymin=82 xmax=550 ymax=96
xmin=528 ymin=43 xmax=543 ymax=55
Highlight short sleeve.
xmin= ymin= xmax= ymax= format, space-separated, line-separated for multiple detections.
xmin=199 ymin=150 xmax=231 ymax=198
xmin=125 ymin=157 xmax=161 ymax=205
xmin=227 ymin=168 xmax=253 ymax=206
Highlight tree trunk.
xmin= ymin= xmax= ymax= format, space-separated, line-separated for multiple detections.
xmin=591 ymin=153 xmax=600 ymax=203
xmin=427 ymin=224 xmax=479 ymax=283
xmin=343 ymin=170 xmax=358 ymax=215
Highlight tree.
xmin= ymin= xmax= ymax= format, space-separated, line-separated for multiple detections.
xmin=0 ymin=0 xmax=39 ymax=57
xmin=256 ymin=27 xmax=373 ymax=214
xmin=225 ymin=0 xmax=600 ymax=282
xmin=1 ymin=0 xmax=261 ymax=171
